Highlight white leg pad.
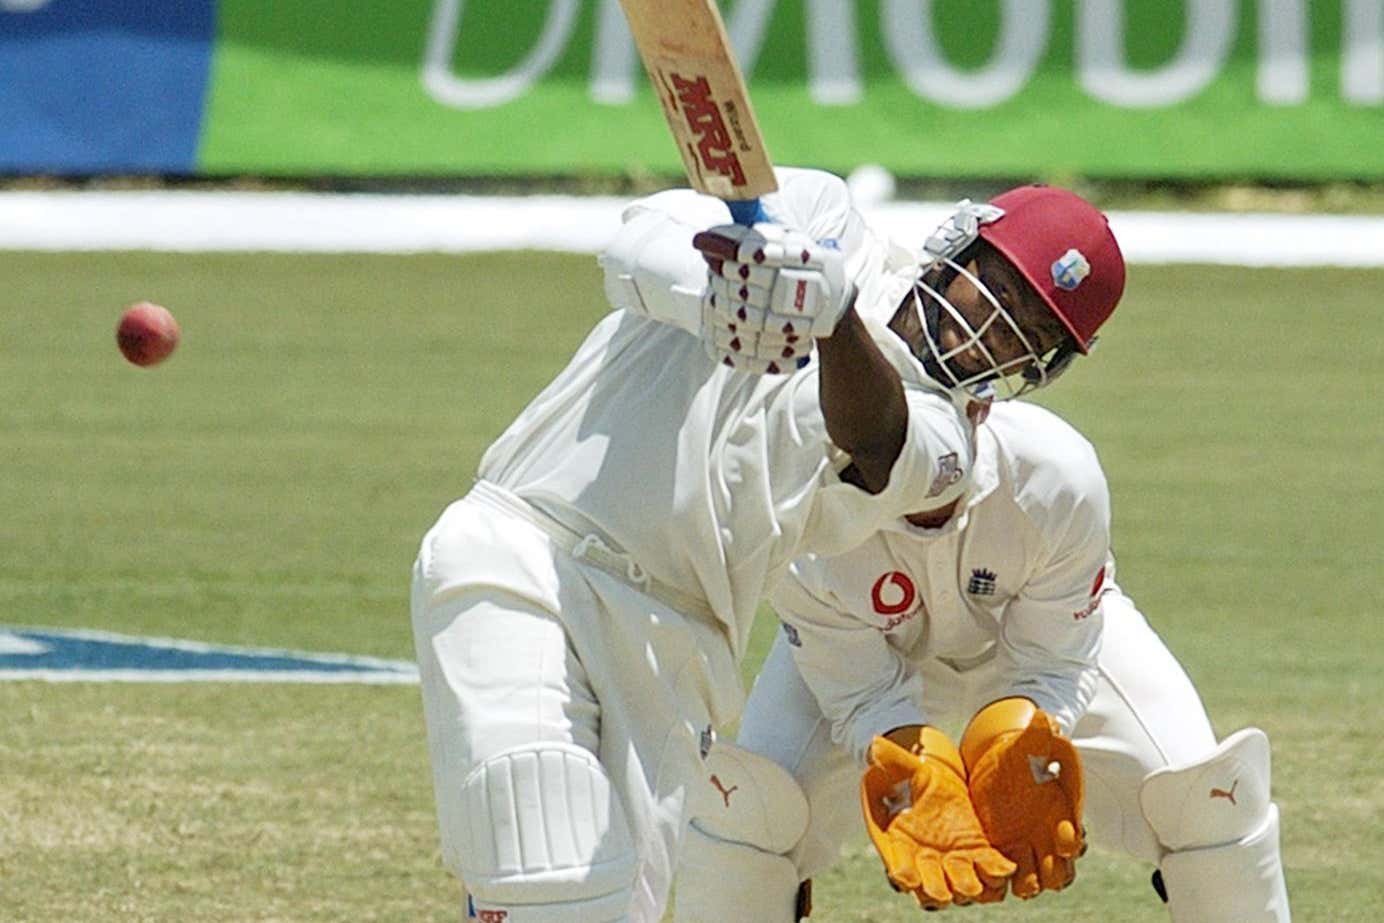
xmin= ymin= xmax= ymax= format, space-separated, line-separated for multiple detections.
xmin=686 ymin=740 xmax=810 ymax=853
xmin=674 ymin=823 xmax=803 ymax=923
xmin=674 ymin=741 xmax=812 ymax=922
xmin=1158 ymin=806 xmax=1290 ymax=922
xmin=1140 ymin=728 xmax=1291 ymax=922
xmin=456 ymin=742 xmax=637 ymax=923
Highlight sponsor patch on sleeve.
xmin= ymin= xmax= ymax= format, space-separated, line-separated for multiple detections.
xmin=926 ymin=452 xmax=964 ymax=498
xmin=1072 ymin=565 xmax=1107 ymax=620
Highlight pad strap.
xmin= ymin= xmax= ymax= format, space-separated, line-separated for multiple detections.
xmin=674 ymin=823 xmax=803 ymax=923
xmin=1157 ymin=806 xmax=1290 ymax=922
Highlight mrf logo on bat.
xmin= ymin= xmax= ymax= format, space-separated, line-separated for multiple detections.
xmin=659 ymin=70 xmax=750 ymax=190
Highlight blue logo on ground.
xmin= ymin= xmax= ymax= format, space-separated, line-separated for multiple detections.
xmin=0 ymin=626 xmax=419 ymax=684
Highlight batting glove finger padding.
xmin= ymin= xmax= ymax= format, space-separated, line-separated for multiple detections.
xmin=709 ymin=257 xmax=777 ymax=291
xmin=694 ymin=223 xmax=855 ymax=374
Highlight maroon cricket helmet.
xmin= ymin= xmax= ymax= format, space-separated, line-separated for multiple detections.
xmin=978 ymin=185 xmax=1126 ymax=353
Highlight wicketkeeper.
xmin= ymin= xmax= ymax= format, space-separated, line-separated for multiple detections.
xmin=674 ymin=399 xmax=1292 ymax=921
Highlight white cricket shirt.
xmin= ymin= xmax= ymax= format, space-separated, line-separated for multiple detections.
xmin=769 ymin=400 xmax=1113 ymax=762
xmin=477 ymin=169 xmax=974 ymax=660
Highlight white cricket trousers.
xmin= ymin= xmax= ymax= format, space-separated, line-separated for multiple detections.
xmin=411 ymin=483 xmax=740 ymax=923
xmin=739 ymin=590 xmax=1220 ymax=877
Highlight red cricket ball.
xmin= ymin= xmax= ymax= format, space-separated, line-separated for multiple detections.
xmin=116 ymin=301 xmax=180 ymax=367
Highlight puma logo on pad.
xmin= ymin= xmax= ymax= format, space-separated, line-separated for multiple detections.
xmin=1209 ymin=780 xmax=1239 ymax=805
xmin=709 ymin=774 xmax=739 ymax=807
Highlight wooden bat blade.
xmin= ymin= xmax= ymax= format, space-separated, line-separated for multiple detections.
xmin=619 ymin=0 xmax=777 ymax=205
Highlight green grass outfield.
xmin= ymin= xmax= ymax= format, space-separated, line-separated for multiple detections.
xmin=1 ymin=251 xmax=1380 ymax=921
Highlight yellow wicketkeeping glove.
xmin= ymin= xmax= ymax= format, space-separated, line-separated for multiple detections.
xmin=961 ymin=699 xmax=1086 ymax=900
xmin=860 ymin=727 xmax=1018 ymax=910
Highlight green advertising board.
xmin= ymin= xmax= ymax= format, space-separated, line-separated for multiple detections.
xmin=201 ymin=1 xmax=1384 ymax=179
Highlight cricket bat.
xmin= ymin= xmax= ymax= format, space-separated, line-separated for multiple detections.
xmin=618 ymin=0 xmax=777 ymax=224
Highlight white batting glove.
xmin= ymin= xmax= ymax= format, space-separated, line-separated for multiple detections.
xmin=693 ymin=223 xmax=856 ymax=375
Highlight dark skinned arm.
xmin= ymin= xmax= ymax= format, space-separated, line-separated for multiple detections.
xmin=817 ymin=301 xmax=908 ymax=494
xmin=692 ymin=229 xmax=908 ymax=494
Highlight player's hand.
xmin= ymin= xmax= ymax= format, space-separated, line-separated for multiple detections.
xmin=961 ymin=700 xmax=1085 ymax=900
xmin=860 ymin=730 xmax=1017 ymax=911
xmin=693 ymin=223 xmax=855 ymax=374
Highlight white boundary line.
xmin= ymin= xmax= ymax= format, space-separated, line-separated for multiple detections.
xmin=3 ymin=189 xmax=1382 ymax=266
xmin=0 ymin=669 xmax=419 ymax=684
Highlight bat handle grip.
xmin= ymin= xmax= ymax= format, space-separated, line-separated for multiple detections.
xmin=726 ymin=198 xmax=767 ymax=226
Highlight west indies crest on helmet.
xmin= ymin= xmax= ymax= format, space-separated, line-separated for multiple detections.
xmin=979 ymin=185 xmax=1125 ymax=353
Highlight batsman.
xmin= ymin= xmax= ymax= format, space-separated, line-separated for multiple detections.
xmin=412 ymin=4 xmax=1132 ymax=919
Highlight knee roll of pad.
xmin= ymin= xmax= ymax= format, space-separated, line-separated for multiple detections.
xmin=1141 ymin=728 xmax=1272 ymax=852
xmin=1140 ymin=728 xmax=1291 ymax=922
xmin=688 ymin=740 xmax=810 ymax=853
xmin=456 ymin=742 xmax=637 ymax=922
xmin=674 ymin=742 xmax=812 ymax=923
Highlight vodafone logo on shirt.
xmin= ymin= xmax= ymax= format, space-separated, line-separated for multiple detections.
xmin=871 ymin=571 xmax=917 ymax=616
